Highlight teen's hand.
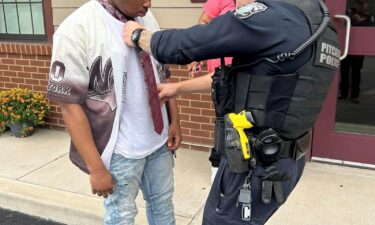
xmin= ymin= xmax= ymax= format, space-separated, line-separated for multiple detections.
xmin=89 ymin=166 xmax=114 ymax=198
xmin=167 ymin=121 xmax=182 ymax=150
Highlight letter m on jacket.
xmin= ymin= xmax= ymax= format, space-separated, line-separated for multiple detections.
xmin=89 ymin=56 xmax=114 ymax=95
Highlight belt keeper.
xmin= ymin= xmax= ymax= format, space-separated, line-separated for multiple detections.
xmin=291 ymin=141 xmax=298 ymax=160
xmin=293 ymin=141 xmax=306 ymax=160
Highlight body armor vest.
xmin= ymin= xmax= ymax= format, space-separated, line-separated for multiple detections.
xmin=214 ymin=0 xmax=340 ymax=141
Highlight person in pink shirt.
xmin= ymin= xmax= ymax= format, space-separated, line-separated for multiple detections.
xmin=188 ymin=0 xmax=236 ymax=183
xmin=188 ymin=0 xmax=235 ymax=75
xmin=202 ymin=0 xmax=235 ymax=72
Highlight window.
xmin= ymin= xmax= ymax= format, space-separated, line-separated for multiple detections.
xmin=0 ymin=0 xmax=46 ymax=41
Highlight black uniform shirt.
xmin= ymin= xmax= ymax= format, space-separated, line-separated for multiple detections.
xmin=151 ymin=0 xmax=313 ymax=76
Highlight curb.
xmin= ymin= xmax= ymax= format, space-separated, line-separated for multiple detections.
xmin=0 ymin=177 xmax=103 ymax=225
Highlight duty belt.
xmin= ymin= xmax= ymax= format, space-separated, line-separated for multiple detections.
xmin=223 ymin=127 xmax=310 ymax=173
xmin=250 ymin=129 xmax=310 ymax=166
xmin=279 ymin=139 xmax=307 ymax=160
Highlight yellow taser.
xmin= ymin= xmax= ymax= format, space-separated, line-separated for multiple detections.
xmin=225 ymin=110 xmax=255 ymax=159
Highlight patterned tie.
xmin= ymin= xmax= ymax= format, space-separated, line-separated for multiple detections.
xmin=98 ymin=0 xmax=164 ymax=134
xmin=138 ymin=50 xmax=164 ymax=134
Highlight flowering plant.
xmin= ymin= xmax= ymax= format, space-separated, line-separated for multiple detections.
xmin=0 ymin=91 xmax=7 ymax=132
xmin=0 ymin=88 xmax=50 ymax=132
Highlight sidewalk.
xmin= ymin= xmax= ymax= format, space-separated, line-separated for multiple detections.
xmin=0 ymin=129 xmax=375 ymax=225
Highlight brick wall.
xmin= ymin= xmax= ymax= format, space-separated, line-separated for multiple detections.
xmin=0 ymin=42 xmax=214 ymax=151
xmin=0 ymin=42 xmax=66 ymax=131
xmin=169 ymin=65 xmax=215 ymax=151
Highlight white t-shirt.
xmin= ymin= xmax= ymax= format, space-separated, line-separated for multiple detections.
xmin=96 ymin=2 xmax=169 ymax=159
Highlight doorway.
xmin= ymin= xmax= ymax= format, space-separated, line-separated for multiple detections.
xmin=312 ymin=0 xmax=375 ymax=165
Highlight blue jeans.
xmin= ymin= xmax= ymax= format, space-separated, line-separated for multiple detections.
xmin=104 ymin=145 xmax=175 ymax=225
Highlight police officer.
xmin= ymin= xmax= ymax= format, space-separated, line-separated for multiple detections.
xmin=124 ymin=0 xmax=339 ymax=224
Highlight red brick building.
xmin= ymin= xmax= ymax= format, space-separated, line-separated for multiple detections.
xmin=3 ymin=0 xmax=375 ymax=166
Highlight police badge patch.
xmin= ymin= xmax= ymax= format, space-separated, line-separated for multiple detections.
xmin=234 ymin=2 xmax=268 ymax=19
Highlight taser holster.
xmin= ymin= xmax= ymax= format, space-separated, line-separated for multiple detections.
xmin=224 ymin=111 xmax=255 ymax=173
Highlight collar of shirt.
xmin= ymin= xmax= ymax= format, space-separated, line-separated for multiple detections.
xmin=97 ymin=0 xmax=129 ymax=22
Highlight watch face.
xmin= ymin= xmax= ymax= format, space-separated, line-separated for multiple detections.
xmin=131 ymin=29 xmax=143 ymax=47
xmin=131 ymin=30 xmax=138 ymax=43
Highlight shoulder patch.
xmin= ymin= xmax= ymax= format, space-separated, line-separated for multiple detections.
xmin=234 ymin=2 xmax=268 ymax=19
xmin=314 ymin=39 xmax=341 ymax=70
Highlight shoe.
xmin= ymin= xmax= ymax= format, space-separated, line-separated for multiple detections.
xmin=351 ymin=98 xmax=360 ymax=104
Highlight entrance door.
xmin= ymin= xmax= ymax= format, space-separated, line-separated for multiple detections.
xmin=312 ymin=0 xmax=375 ymax=165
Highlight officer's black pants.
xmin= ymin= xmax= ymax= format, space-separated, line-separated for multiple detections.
xmin=202 ymin=156 xmax=305 ymax=225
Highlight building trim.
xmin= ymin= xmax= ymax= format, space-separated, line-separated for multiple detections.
xmin=44 ymin=0 xmax=54 ymax=43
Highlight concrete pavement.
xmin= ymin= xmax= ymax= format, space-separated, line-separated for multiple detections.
xmin=0 ymin=129 xmax=375 ymax=225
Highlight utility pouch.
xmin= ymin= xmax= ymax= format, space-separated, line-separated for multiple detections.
xmin=224 ymin=116 xmax=249 ymax=173
xmin=253 ymin=129 xmax=283 ymax=167
xmin=212 ymin=61 xmax=235 ymax=158
xmin=211 ymin=65 xmax=234 ymax=118
xmin=213 ymin=117 xmax=226 ymax=156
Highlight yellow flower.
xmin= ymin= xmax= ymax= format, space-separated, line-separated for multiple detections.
xmin=0 ymin=88 xmax=50 ymax=130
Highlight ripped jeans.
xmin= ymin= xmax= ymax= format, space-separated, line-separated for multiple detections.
xmin=104 ymin=145 xmax=175 ymax=225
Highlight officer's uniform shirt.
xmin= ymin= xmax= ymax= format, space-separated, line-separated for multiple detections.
xmin=151 ymin=0 xmax=312 ymax=76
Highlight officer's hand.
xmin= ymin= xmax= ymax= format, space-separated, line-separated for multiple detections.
xmin=157 ymin=83 xmax=180 ymax=104
xmin=123 ymin=21 xmax=144 ymax=47
xmin=90 ymin=166 xmax=115 ymax=198
xmin=187 ymin=61 xmax=201 ymax=77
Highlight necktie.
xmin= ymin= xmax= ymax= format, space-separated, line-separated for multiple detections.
xmin=138 ymin=50 xmax=164 ymax=134
xmin=98 ymin=0 xmax=164 ymax=134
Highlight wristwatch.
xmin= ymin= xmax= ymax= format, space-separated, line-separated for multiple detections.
xmin=131 ymin=28 xmax=145 ymax=49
